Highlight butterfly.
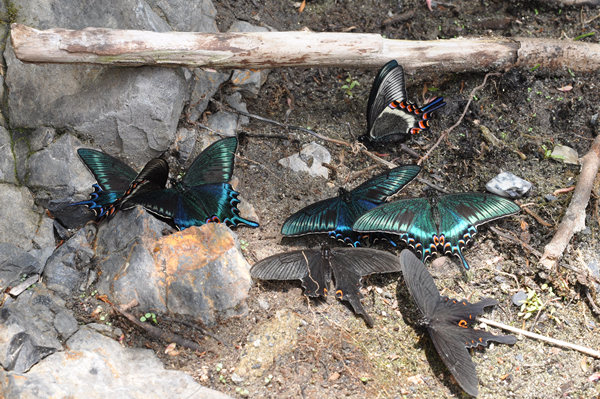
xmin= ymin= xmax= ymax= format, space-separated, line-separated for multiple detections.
xmin=251 ymin=244 xmax=401 ymax=327
xmin=124 ymin=137 xmax=258 ymax=230
xmin=281 ymin=165 xmax=421 ymax=246
xmin=353 ymin=192 xmax=520 ymax=269
xmin=362 ymin=60 xmax=446 ymax=144
xmin=399 ymin=249 xmax=516 ymax=397
xmin=73 ymin=149 xmax=169 ymax=220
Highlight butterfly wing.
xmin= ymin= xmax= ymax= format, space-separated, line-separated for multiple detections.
xmin=281 ymin=197 xmax=341 ymax=236
xmin=428 ymin=296 xmax=517 ymax=397
xmin=366 ymin=61 xmax=446 ymax=142
xmin=250 ymin=249 xmax=331 ymax=297
xmin=112 ymin=158 xmax=169 ymax=216
xmin=353 ymin=198 xmax=438 ymax=261
xmin=130 ymin=183 xmax=258 ymax=229
xmin=351 ymin=165 xmax=421 ymax=203
xmin=329 ymin=248 xmax=401 ymax=327
xmin=74 ymin=148 xmax=138 ymax=217
xmin=436 ymin=193 xmax=520 ymax=269
xmin=182 ymin=137 xmax=238 ymax=185
xmin=399 ymin=249 xmax=441 ymax=317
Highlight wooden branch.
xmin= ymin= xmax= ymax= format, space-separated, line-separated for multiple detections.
xmin=10 ymin=23 xmax=600 ymax=73
xmin=540 ymin=132 xmax=600 ymax=270
xmin=480 ymin=317 xmax=600 ymax=359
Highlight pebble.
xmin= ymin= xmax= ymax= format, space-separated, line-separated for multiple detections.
xmin=511 ymin=290 xmax=527 ymax=306
xmin=485 ymin=171 xmax=532 ymax=198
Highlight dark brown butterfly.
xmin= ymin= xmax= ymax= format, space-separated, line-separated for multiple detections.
xmin=399 ymin=249 xmax=516 ymax=397
xmin=251 ymin=244 xmax=401 ymax=327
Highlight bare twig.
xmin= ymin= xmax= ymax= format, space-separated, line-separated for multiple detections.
xmin=110 ymin=300 xmax=204 ymax=351
xmin=212 ymin=99 xmax=402 ymax=169
xmin=8 ymin=274 xmax=40 ymax=297
xmin=489 ymin=225 xmax=543 ymax=258
xmin=479 ymin=316 xmax=600 ymax=359
xmin=540 ymin=132 xmax=600 ymax=270
xmin=418 ymin=73 xmax=501 ymax=165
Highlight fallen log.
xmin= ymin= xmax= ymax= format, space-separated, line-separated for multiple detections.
xmin=10 ymin=23 xmax=600 ymax=73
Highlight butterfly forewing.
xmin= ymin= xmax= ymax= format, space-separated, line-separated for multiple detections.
xmin=77 ymin=148 xmax=137 ymax=193
xmin=281 ymin=197 xmax=342 ymax=236
xmin=400 ymin=249 xmax=441 ymax=316
xmin=182 ymin=137 xmax=238 ymax=186
xmin=351 ymin=165 xmax=421 ymax=203
xmin=250 ymin=249 xmax=331 ymax=297
xmin=119 ymin=158 xmax=169 ymax=211
xmin=438 ymin=193 xmax=520 ymax=230
xmin=366 ymin=61 xmax=408 ymax=135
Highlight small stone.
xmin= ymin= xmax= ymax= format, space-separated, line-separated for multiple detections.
xmin=544 ymin=194 xmax=558 ymax=202
xmin=278 ymin=142 xmax=331 ymax=179
xmin=485 ymin=171 xmax=532 ymax=198
xmin=512 ymin=290 xmax=527 ymax=306
xmin=206 ymin=111 xmax=239 ymax=137
xmin=257 ymin=298 xmax=270 ymax=311
xmin=550 ymin=145 xmax=579 ymax=165
xmin=53 ymin=310 xmax=79 ymax=340
xmin=231 ymin=373 xmax=244 ymax=383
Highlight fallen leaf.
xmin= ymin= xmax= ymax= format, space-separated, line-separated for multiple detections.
xmin=557 ymin=85 xmax=573 ymax=92
xmin=328 ymin=372 xmax=340 ymax=381
xmin=299 ymin=0 xmax=306 ymax=13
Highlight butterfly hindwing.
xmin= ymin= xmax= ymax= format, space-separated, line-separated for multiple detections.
xmin=329 ymin=248 xmax=401 ymax=327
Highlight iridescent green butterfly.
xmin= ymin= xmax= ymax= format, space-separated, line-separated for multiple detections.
xmin=353 ymin=193 xmax=520 ymax=269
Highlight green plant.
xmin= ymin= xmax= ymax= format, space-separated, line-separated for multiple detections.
xmin=140 ymin=312 xmax=157 ymax=324
xmin=517 ymin=284 xmax=561 ymax=323
xmin=340 ymin=74 xmax=360 ymax=98
xmin=540 ymin=144 xmax=552 ymax=158
xmin=239 ymin=239 xmax=249 ymax=251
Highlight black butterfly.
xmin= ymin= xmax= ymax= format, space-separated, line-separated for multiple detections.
xmin=399 ymin=249 xmax=516 ymax=397
xmin=353 ymin=192 xmax=520 ymax=269
xmin=363 ymin=60 xmax=446 ymax=144
xmin=281 ymin=165 xmax=421 ymax=246
xmin=251 ymin=244 xmax=401 ymax=327
xmin=124 ymin=137 xmax=258 ymax=230
xmin=73 ymin=149 xmax=168 ymax=220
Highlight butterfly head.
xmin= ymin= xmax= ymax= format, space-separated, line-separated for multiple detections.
xmin=338 ymin=187 xmax=352 ymax=203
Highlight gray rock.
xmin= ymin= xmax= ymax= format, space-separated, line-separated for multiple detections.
xmin=0 ymin=286 xmax=67 ymax=372
xmin=0 ymin=126 xmax=16 ymax=184
xmin=172 ymin=127 xmax=198 ymax=164
xmin=43 ymin=227 xmax=95 ymax=297
xmin=31 ymin=215 xmax=55 ymax=252
xmin=206 ymin=111 xmax=239 ymax=137
xmin=0 ymin=243 xmax=43 ymax=292
xmin=52 ymin=310 xmax=79 ymax=340
xmin=186 ymin=68 xmax=230 ymax=123
xmin=0 ymin=326 xmax=231 ymax=399
xmin=146 ymin=0 xmax=218 ymax=32
xmin=228 ymin=21 xmax=270 ymax=97
xmin=512 ymin=290 xmax=527 ymax=306
xmin=588 ymin=260 xmax=600 ymax=292
xmin=485 ymin=171 xmax=532 ymax=198
xmin=544 ymin=194 xmax=558 ymax=202
xmin=278 ymin=142 xmax=332 ymax=179
xmin=28 ymin=127 xmax=56 ymax=153
xmin=0 ymin=184 xmax=39 ymax=250
xmin=26 ymin=134 xmax=93 ymax=200
xmin=5 ymin=0 xmax=187 ymax=167
xmin=95 ymin=209 xmax=252 ymax=326
xmin=226 ymin=91 xmax=250 ymax=126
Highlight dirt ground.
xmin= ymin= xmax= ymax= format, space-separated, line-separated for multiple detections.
xmin=75 ymin=1 xmax=600 ymax=398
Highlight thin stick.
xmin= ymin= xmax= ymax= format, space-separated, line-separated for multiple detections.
xmin=111 ymin=300 xmax=205 ymax=352
xmin=540 ymin=132 xmax=600 ymax=270
xmin=419 ymin=73 xmax=501 ymax=165
xmin=489 ymin=225 xmax=543 ymax=258
xmin=8 ymin=274 xmax=40 ymax=296
xmin=479 ymin=316 xmax=600 ymax=359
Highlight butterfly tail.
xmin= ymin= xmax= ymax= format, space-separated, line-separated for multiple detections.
xmin=226 ymin=190 xmax=259 ymax=228
xmin=70 ymin=184 xmax=116 ymax=219
xmin=455 ymin=247 xmax=470 ymax=270
xmin=419 ymin=96 xmax=446 ymax=114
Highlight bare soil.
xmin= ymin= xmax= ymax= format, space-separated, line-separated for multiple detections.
xmin=76 ymin=1 xmax=600 ymax=398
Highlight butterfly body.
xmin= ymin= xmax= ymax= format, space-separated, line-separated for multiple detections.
xmin=126 ymin=137 xmax=258 ymax=230
xmin=251 ymin=245 xmax=401 ymax=327
xmin=400 ymin=250 xmax=516 ymax=397
xmin=353 ymin=192 xmax=520 ymax=269
xmin=281 ymin=165 xmax=421 ymax=247
xmin=363 ymin=60 xmax=446 ymax=144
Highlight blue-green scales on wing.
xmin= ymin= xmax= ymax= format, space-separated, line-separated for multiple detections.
xmin=353 ymin=192 xmax=520 ymax=269
xmin=281 ymin=165 xmax=421 ymax=247
xmin=73 ymin=149 xmax=168 ymax=220
xmin=123 ymin=137 xmax=258 ymax=230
